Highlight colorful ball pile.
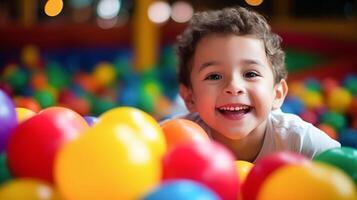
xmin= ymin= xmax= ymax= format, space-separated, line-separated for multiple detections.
xmin=0 ymin=90 xmax=357 ymax=200
xmin=283 ymin=76 xmax=357 ymax=148
xmin=0 ymin=45 xmax=178 ymax=120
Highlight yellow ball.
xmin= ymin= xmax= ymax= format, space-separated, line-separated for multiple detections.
xmin=300 ymin=89 xmax=323 ymax=109
xmin=257 ymin=163 xmax=357 ymax=200
xmin=55 ymin=123 xmax=161 ymax=200
xmin=327 ymin=87 xmax=352 ymax=113
xmin=0 ymin=178 xmax=61 ymax=200
xmin=92 ymin=62 xmax=116 ymax=87
xmin=99 ymin=107 xmax=166 ymax=159
xmin=235 ymin=160 xmax=254 ymax=184
xmin=15 ymin=107 xmax=36 ymax=123
xmin=21 ymin=45 xmax=40 ymax=68
xmin=288 ymin=81 xmax=305 ymax=97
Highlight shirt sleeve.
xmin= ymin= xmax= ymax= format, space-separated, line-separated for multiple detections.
xmin=300 ymin=123 xmax=341 ymax=158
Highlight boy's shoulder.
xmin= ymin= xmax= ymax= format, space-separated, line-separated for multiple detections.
xmin=266 ymin=109 xmax=340 ymax=158
xmin=269 ymin=109 xmax=309 ymax=130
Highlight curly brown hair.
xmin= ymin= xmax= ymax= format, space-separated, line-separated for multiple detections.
xmin=176 ymin=6 xmax=287 ymax=87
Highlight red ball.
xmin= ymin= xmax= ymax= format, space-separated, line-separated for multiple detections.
xmin=6 ymin=107 xmax=88 ymax=183
xmin=300 ymin=109 xmax=319 ymax=125
xmin=241 ymin=151 xmax=310 ymax=200
xmin=162 ymin=141 xmax=239 ymax=200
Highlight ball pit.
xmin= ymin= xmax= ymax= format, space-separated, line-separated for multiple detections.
xmin=0 ymin=40 xmax=355 ymax=200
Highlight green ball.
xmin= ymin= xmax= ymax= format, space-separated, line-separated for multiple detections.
xmin=320 ymin=111 xmax=346 ymax=132
xmin=314 ymin=147 xmax=357 ymax=186
xmin=0 ymin=153 xmax=12 ymax=184
xmin=33 ymin=90 xmax=55 ymax=108
xmin=46 ymin=62 xmax=70 ymax=89
xmin=6 ymin=68 xmax=28 ymax=92
xmin=91 ymin=98 xmax=117 ymax=116
xmin=344 ymin=76 xmax=357 ymax=96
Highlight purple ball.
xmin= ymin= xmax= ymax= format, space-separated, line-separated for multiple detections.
xmin=0 ymin=90 xmax=17 ymax=153
xmin=84 ymin=116 xmax=98 ymax=126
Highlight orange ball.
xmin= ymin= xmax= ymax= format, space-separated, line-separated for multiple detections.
xmin=160 ymin=119 xmax=210 ymax=150
xmin=13 ymin=97 xmax=41 ymax=112
xmin=317 ymin=124 xmax=337 ymax=140
xmin=30 ymin=72 xmax=48 ymax=90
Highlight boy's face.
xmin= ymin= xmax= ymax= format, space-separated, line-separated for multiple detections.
xmin=180 ymin=34 xmax=287 ymax=140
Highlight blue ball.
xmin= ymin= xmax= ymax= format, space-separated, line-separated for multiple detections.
xmin=282 ymin=96 xmax=305 ymax=115
xmin=339 ymin=129 xmax=357 ymax=148
xmin=84 ymin=116 xmax=98 ymax=126
xmin=143 ymin=180 xmax=220 ymax=200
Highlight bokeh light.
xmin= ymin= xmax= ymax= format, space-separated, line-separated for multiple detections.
xmin=245 ymin=0 xmax=264 ymax=6
xmin=97 ymin=0 xmax=121 ymax=20
xmin=148 ymin=1 xmax=171 ymax=24
xmin=44 ymin=0 xmax=64 ymax=17
xmin=171 ymin=1 xmax=193 ymax=23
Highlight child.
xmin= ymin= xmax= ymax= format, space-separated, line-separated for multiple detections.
xmin=175 ymin=6 xmax=340 ymax=163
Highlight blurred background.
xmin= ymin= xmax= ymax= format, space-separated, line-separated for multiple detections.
xmin=0 ymin=0 xmax=356 ymax=138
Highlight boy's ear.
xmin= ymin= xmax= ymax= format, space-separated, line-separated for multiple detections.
xmin=272 ymin=79 xmax=288 ymax=110
xmin=179 ymin=84 xmax=196 ymax=112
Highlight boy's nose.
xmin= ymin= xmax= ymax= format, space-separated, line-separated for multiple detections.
xmin=224 ymin=81 xmax=245 ymax=96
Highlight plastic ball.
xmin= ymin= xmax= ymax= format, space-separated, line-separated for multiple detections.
xmin=143 ymin=180 xmax=220 ymax=200
xmin=99 ymin=107 xmax=166 ymax=159
xmin=281 ymin=96 xmax=305 ymax=115
xmin=55 ymin=123 xmax=161 ymax=200
xmin=0 ymin=90 xmax=17 ymax=153
xmin=241 ymin=151 xmax=310 ymax=200
xmin=317 ymin=124 xmax=337 ymax=140
xmin=327 ymin=87 xmax=352 ymax=113
xmin=0 ymin=178 xmax=61 ymax=200
xmin=299 ymin=89 xmax=323 ymax=109
xmin=74 ymin=73 xmax=99 ymax=93
xmin=343 ymin=75 xmax=357 ymax=95
xmin=33 ymin=89 xmax=56 ymax=108
xmin=235 ymin=160 xmax=254 ymax=184
xmin=21 ymin=45 xmax=41 ymax=68
xmin=13 ymin=97 xmax=41 ymax=112
xmin=288 ymin=81 xmax=305 ymax=97
xmin=6 ymin=67 xmax=29 ymax=92
xmin=348 ymin=97 xmax=357 ymax=118
xmin=15 ymin=107 xmax=36 ymax=123
xmin=162 ymin=141 xmax=239 ymax=200
xmin=321 ymin=77 xmax=339 ymax=95
xmin=92 ymin=62 xmax=116 ymax=87
xmin=30 ymin=72 xmax=48 ymax=90
xmin=7 ymin=107 xmax=88 ymax=182
xmin=304 ymin=78 xmax=321 ymax=92
xmin=320 ymin=111 xmax=347 ymax=132
xmin=0 ymin=153 xmax=12 ymax=184
xmin=160 ymin=119 xmax=209 ymax=150
xmin=314 ymin=147 xmax=357 ymax=186
xmin=83 ymin=116 xmax=98 ymax=126
xmin=46 ymin=62 xmax=70 ymax=89
xmin=339 ymin=129 xmax=357 ymax=149
xmin=300 ymin=109 xmax=319 ymax=125
xmin=257 ymin=163 xmax=357 ymax=200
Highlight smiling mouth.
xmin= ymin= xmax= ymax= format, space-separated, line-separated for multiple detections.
xmin=216 ymin=105 xmax=252 ymax=119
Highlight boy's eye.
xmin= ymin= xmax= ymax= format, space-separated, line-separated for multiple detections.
xmin=204 ymin=74 xmax=222 ymax=80
xmin=244 ymin=71 xmax=259 ymax=78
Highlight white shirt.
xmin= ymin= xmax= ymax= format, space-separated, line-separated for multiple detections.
xmin=181 ymin=109 xmax=341 ymax=163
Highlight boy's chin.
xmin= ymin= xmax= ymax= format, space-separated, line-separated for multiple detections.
xmin=217 ymin=130 xmax=251 ymax=140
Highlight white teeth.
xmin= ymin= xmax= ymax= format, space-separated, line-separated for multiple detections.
xmin=219 ymin=105 xmax=249 ymax=111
